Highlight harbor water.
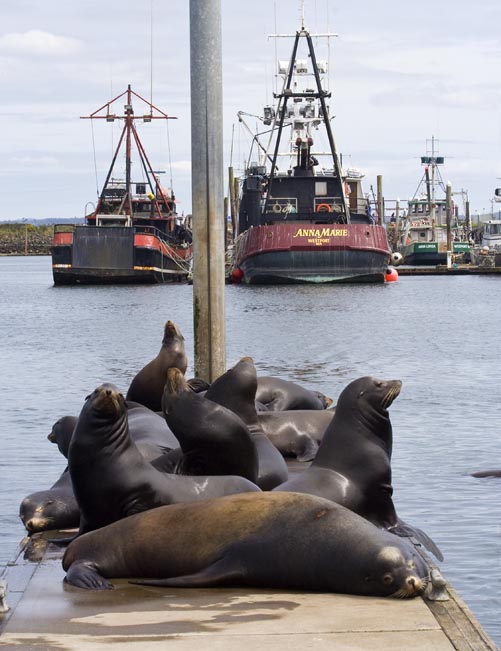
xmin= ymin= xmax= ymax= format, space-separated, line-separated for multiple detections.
xmin=1 ymin=256 xmax=500 ymax=646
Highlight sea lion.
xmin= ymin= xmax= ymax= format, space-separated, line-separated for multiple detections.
xmin=161 ymin=368 xmax=259 ymax=483
xmin=68 ymin=383 xmax=260 ymax=535
xmin=256 ymin=376 xmax=333 ymax=411
xmin=204 ymin=357 xmax=289 ymax=490
xmin=471 ymin=469 xmax=501 ymax=478
xmin=48 ymin=415 xmax=78 ymax=458
xmin=257 ymin=409 xmax=334 ymax=461
xmin=19 ymin=469 xmax=79 ymax=533
xmin=126 ymin=320 xmax=188 ymax=412
xmin=273 ymin=376 xmax=443 ymax=561
xmin=62 ymin=491 xmax=430 ymax=598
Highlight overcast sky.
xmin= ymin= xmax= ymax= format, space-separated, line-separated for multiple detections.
xmin=1 ymin=0 xmax=500 ymax=222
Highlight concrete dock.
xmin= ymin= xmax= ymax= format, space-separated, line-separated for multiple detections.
xmin=0 ymin=533 xmax=497 ymax=651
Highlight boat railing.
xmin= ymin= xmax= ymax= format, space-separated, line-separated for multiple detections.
xmin=53 ymin=223 xmax=77 ymax=234
xmin=135 ymin=224 xmax=192 ymax=247
xmin=261 ymin=196 xmax=373 ymax=220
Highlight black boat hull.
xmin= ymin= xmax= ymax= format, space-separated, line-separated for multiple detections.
xmin=51 ymin=226 xmax=191 ymax=285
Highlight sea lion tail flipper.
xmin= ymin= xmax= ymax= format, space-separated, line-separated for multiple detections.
xmin=65 ymin=562 xmax=113 ymax=590
xmin=390 ymin=518 xmax=444 ymax=562
xmin=130 ymin=556 xmax=245 ymax=588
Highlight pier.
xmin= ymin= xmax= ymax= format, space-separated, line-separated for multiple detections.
xmin=396 ymin=265 xmax=501 ymax=276
xmin=0 ymin=532 xmax=497 ymax=651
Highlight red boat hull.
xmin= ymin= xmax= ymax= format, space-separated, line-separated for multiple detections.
xmin=233 ymin=223 xmax=391 ymax=284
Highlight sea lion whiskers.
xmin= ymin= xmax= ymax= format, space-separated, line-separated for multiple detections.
xmin=380 ymin=381 xmax=402 ymax=410
xmin=390 ymin=572 xmax=429 ymax=598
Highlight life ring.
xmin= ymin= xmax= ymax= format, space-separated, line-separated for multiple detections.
xmin=272 ymin=203 xmax=282 ymax=213
xmin=316 ymin=203 xmax=332 ymax=213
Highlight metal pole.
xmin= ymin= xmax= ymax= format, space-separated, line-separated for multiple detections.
xmin=377 ymin=175 xmax=384 ymax=225
xmin=446 ymin=182 xmax=452 ymax=267
xmin=190 ymin=0 xmax=226 ymax=382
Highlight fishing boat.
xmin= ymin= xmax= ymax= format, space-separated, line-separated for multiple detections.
xmin=51 ymin=86 xmax=192 ymax=285
xmin=389 ymin=138 xmax=471 ymax=266
xmin=230 ymin=20 xmax=391 ymax=285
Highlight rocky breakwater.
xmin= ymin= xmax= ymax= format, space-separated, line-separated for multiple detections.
xmin=0 ymin=224 xmax=53 ymax=256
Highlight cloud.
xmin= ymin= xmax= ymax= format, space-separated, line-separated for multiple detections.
xmin=0 ymin=30 xmax=81 ymax=56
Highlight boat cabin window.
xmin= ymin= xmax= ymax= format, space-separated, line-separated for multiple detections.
xmin=486 ymin=223 xmax=501 ymax=235
xmin=136 ymin=183 xmax=147 ymax=195
xmin=315 ymin=181 xmax=327 ymax=196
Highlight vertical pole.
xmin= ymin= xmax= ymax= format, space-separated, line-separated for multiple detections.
xmin=190 ymin=0 xmax=226 ymax=382
xmin=377 ymin=175 xmax=384 ymax=225
xmin=446 ymin=182 xmax=452 ymax=268
xmin=228 ymin=165 xmax=236 ymax=241
xmin=465 ymin=200 xmax=471 ymax=238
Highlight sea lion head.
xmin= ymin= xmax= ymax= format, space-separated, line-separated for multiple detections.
xmin=47 ymin=415 xmax=78 ymax=458
xmin=87 ymin=383 xmax=125 ymax=419
xmin=365 ymin=544 xmax=429 ymax=598
xmin=341 ymin=376 xmax=402 ymax=415
xmin=20 ymin=492 xmax=77 ymax=534
xmin=162 ymin=368 xmax=191 ymax=415
xmin=162 ymin=320 xmax=183 ymax=343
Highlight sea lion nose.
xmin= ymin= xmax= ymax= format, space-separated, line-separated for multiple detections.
xmin=407 ymin=576 xmax=421 ymax=592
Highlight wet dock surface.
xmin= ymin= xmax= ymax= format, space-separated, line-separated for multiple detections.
xmin=0 ymin=533 xmax=497 ymax=651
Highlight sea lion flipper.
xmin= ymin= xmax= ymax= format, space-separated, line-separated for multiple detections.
xmin=130 ymin=556 xmax=244 ymax=588
xmin=390 ymin=518 xmax=444 ymax=562
xmin=65 ymin=561 xmax=113 ymax=590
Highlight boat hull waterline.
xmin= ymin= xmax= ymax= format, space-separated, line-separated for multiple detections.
xmin=234 ymin=224 xmax=390 ymax=284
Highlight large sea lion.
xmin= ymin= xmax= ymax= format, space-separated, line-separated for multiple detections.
xmin=204 ymin=357 xmax=289 ymax=490
xmin=19 ymin=469 xmax=79 ymax=534
xmin=68 ymin=383 xmax=260 ymax=535
xmin=256 ymin=376 xmax=333 ymax=411
xmin=273 ymin=376 xmax=443 ymax=561
xmin=62 ymin=491 xmax=430 ymax=597
xmin=257 ymin=409 xmax=334 ymax=461
xmin=161 ymin=368 xmax=259 ymax=483
xmin=126 ymin=320 xmax=188 ymax=412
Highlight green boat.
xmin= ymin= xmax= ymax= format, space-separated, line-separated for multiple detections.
xmin=390 ymin=138 xmax=472 ymax=265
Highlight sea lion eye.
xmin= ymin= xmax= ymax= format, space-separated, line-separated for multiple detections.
xmin=383 ymin=574 xmax=393 ymax=585
xmin=359 ymin=391 xmax=365 ymax=397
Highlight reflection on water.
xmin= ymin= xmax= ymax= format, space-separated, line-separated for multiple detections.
xmin=1 ymin=257 xmax=501 ymax=645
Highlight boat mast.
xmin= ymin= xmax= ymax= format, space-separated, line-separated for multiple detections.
xmin=264 ymin=25 xmax=350 ymax=222
xmin=125 ymin=85 xmax=133 ymax=217
xmin=81 ymin=86 xmax=177 ymax=220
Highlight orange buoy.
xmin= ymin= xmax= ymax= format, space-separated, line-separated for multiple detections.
xmin=385 ymin=267 xmax=398 ymax=283
xmin=231 ymin=267 xmax=244 ymax=283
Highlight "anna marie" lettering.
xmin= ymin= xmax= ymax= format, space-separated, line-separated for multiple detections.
xmin=292 ymin=227 xmax=348 ymax=238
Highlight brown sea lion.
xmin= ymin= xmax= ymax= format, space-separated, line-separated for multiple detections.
xmin=126 ymin=320 xmax=188 ymax=412
xmin=62 ymin=491 xmax=430 ymax=597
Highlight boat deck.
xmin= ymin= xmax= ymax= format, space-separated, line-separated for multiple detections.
xmin=0 ymin=532 xmax=497 ymax=651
